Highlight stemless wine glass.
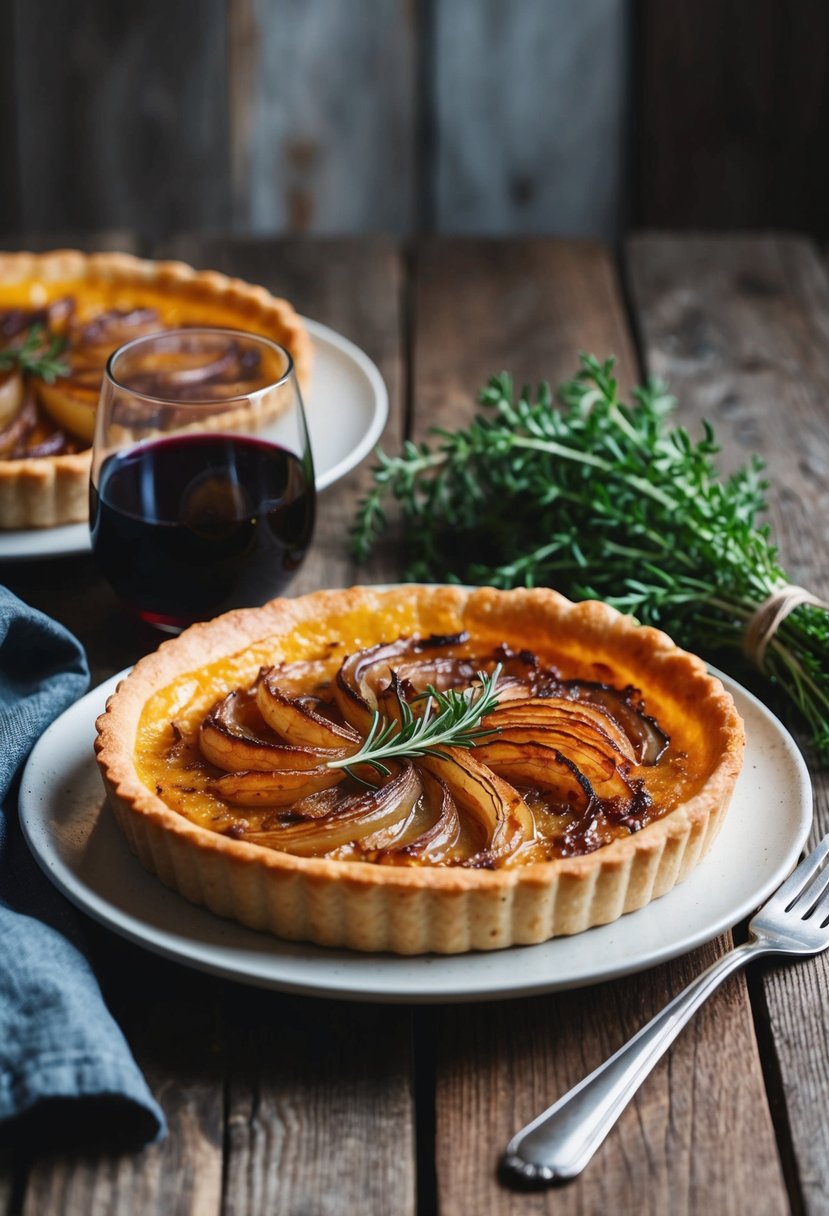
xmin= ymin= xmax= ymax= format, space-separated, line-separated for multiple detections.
xmin=89 ymin=328 xmax=315 ymax=631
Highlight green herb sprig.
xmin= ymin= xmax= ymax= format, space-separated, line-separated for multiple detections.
xmin=0 ymin=324 xmax=68 ymax=383
xmin=328 ymin=665 xmax=502 ymax=783
xmin=352 ymin=354 xmax=829 ymax=762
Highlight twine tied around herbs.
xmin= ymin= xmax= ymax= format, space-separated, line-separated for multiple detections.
xmin=743 ymin=585 xmax=829 ymax=672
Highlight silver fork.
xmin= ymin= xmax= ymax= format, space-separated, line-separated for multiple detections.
xmin=502 ymin=833 xmax=829 ymax=1187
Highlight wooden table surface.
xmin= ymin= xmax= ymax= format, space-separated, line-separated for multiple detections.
xmin=2 ymin=233 xmax=828 ymax=1216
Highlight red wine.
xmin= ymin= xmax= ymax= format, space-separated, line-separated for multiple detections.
xmin=90 ymin=433 xmax=315 ymax=628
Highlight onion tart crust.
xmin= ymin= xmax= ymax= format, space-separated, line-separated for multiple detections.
xmin=95 ymin=586 xmax=745 ymax=954
xmin=0 ymin=250 xmax=311 ymax=528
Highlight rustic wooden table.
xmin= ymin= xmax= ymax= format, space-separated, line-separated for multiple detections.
xmin=2 ymin=233 xmax=828 ymax=1216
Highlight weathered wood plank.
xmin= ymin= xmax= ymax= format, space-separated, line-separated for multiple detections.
xmin=10 ymin=0 xmax=230 ymax=239
xmin=412 ymin=237 xmax=639 ymax=432
xmin=634 ymin=1 xmax=829 ymax=237
xmin=0 ymin=0 xmax=19 ymax=235
xmin=431 ymin=0 xmax=629 ymax=238
xmin=412 ymin=237 xmax=788 ymax=1214
xmin=628 ymin=231 xmax=829 ymax=1214
xmin=0 ymin=231 xmax=143 ymax=254
xmin=222 ymin=992 xmax=415 ymax=1216
xmin=227 ymin=0 xmax=416 ymax=234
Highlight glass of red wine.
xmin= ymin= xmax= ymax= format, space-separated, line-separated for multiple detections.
xmin=89 ymin=328 xmax=315 ymax=631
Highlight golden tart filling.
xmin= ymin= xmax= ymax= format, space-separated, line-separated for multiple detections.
xmin=0 ymin=250 xmax=311 ymax=528
xmin=96 ymin=586 xmax=746 ymax=954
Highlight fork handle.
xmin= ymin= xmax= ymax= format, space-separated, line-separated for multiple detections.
xmin=502 ymin=937 xmax=775 ymax=1185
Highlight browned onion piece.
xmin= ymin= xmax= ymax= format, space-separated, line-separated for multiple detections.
xmin=373 ymin=769 xmax=463 ymax=863
xmin=561 ymin=682 xmax=668 ymax=764
xmin=242 ymin=763 xmax=423 ymax=856
xmin=116 ymin=339 xmax=266 ymax=401
xmin=479 ymin=676 xmax=546 ymax=703
xmin=258 ymin=657 xmax=339 ymax=700
xmin=24 ymin=431 xmax=74 ymax=458
xmin=1 ymin=308 xmax=40 ymax=341
xmin=0 ymin=299 xmax=74 ymax=342
xmin=419 ymin=748 xmax=533 ymax=866
xmin=385 ymin=653 xmax=479 ymax=695
xmin=211 ymin=765 xmax=345 ymax=807
xmin=200 ymin=689 xmax=349 ymax=773
xmin=0 ymin=388 xmax=36 ymax=456
xmin=45 ymin=297 xmax=75 ymax=332
xmin=75 ymin=308 xmax=161 ymax=346
xmin=356 ymin=799 xmax=421 ymax=852
xmin=335 ymin=639 xmax=413 ymax=732
xmin=53 ymin=310 xmax=166 ymax=404
xmin=143 ymin=345 xmax=241 ymax=388
xmin=62 ymin=366 xmax=105 ymax=390
xmin=257 ymin=671 xmax=361 ymax=750
xmin=474 ymin=738 xmax=633 ymax=807
xmin=0 ymin=369 xmax=24 ymax=431
xmin=289 ymin=788 xmax=347 ymax=819
xmin=152 ymin=377 xmax=262 ymax=403
xmin=486 ymin=697 xmax=637 ymax=763
xmin=335 ymin=634 xmax=478 ymax=733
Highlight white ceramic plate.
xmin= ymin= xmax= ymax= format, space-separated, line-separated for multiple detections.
xmin=19 ymin=669 xmax=812 ymax=1004
xmin=0 ymin=318 xmax=388 ymax=562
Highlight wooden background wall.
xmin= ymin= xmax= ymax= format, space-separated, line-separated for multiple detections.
xmin=2 ymin=0 xmax=828 ymax=242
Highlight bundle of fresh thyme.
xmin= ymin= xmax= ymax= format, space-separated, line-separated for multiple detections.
xmin=352 ymin=354 xmax=829 ymax=762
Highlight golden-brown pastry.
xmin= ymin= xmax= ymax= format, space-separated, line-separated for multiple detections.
xmin=95 ymin=586 xmax=745 ymax=954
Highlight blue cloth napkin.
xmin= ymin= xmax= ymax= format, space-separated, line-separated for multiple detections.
xmin=0 ymin=586 xmax=165 ymax=1148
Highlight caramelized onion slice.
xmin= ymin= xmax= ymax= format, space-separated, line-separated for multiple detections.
xmin=211 ymin=766 xmax=345 ymax=807
xmin=486 ymin=697 xmax=637 ymax=763
xmin=335 ymin=635 xmax=475 ymax=733
xmin=560 ymin=682 xmax=668 ymax=764
xmin=477 ymin=731 xmax=611 ymax=783
xmin=265 ymin=657 xmax=342 ymax=700
xmin=335 ymin=639 xmax=410 ymax=732
xmin=74 ymin=308 xmax=161 ymax=348
xmin=34 ymin=310 xmax=166 ymax=442
xmin=25 ymin=430 xmax=75 ymax=458
xmin=419 ymin=749 xmax=533 ymax=867
xmin=200 ymin=690 xmax=349 ymax=772
xmin=372 ymin=769 xmax=463 ymax=863
xmin=0 ymin=369 xmax=24 ymax=430
xmin=0 ymin=388 xmax=37 ymax=457
xmin=242 ymin=763 xmax=422 ymax=857
xmin=257 ymin=670 xmax=361 ymax=750
xmin=35 ymin=379 xmax=98 ymax=441
xmin=474 ymin=738 xmax=633 ymax=807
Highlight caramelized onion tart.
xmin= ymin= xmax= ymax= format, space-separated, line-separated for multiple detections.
xmin=95 ymin=586 xmax=745 ymax=954
xmin=0 ymin=250 xmax=311 ymax=528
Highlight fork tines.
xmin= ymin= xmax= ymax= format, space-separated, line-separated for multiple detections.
xmin=772 ymin=834 xmax=829 ymax=919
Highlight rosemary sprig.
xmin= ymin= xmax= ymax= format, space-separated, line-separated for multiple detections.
xmin=328 ymin=665 xmax=503 ymax=782
xmin=0 ymin=324 xmax=68 ymax=383
xmin=352 ymin=353 xmax=829 ymax=763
